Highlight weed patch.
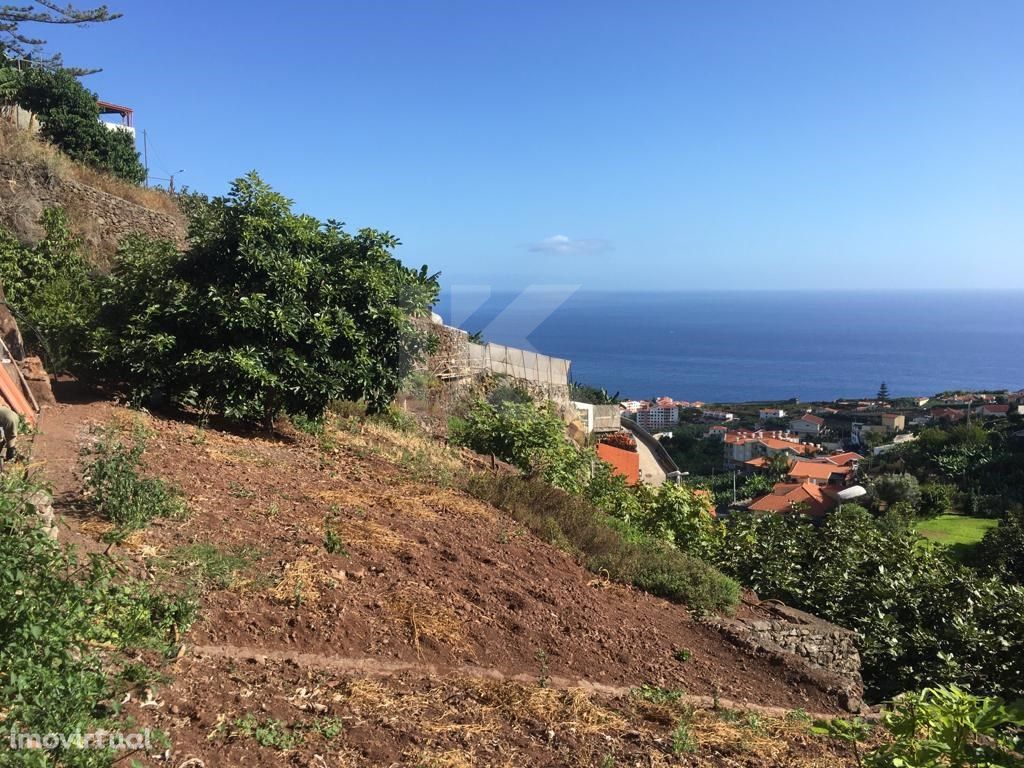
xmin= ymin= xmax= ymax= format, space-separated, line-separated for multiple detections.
xmin=0 ymin=469 xmax=194 ymax=767
xmin=83 ymin=423 xmax=186 ymax=540
xmin=465 ymin=473 xmax=738 ymax=612
xmin=164 ymin=542 xmax=263 ymax=590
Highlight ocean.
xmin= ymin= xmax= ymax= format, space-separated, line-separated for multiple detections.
xmin=434 ymin=290 xmax=1024 ymax=403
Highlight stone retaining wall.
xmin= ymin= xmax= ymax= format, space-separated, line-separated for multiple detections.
xmin=0 ymin=159 xmax=186 ymax=260
xmin=711 ymin=601 xmax=864 ymax=712
xmin=416 ymin=320 xmax=572 ymax=409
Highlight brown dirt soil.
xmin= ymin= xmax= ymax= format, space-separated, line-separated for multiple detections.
xmin=27 ymin=398 xmax=861 ymax=766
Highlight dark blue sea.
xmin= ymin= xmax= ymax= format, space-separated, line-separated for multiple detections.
xmin=434 ymin=290 xmax=1024 ymax=403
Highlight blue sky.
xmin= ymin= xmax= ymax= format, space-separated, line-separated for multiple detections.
xmin=42 ymin=0 xmax=1024 ymax=290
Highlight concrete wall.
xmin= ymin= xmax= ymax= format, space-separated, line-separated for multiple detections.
xmin=419 ymin=322 xmax=572 ymax=407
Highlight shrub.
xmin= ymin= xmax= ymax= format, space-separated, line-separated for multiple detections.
xmin=976 ymin=507 xmax=1024 ymax=584
xmin=919 ymin=482 xmax=955 ymax=518
xmin=0 ymin=469 xmax=194 ymax=767
xmin=866 ymin=473 xmax=921 ymax=511
xmin=465 ymin=473 xmax=739 ymax=612
xmin=0 ymin=208 xmax=97 ymax=371
xmin=451 ymin=398 xmax=590 ymax=492
xmin=715 ymin=506 xmax=1024 ymax=699
xmin=90 ymin=174 xmax=439 ymax=426
xmin=14 ymin=65 xmax=146 ymax=184
xmin=866 ymin=686 xmax=1024 ymax=768
xmin=83 ymin=424 xmax=186 ymax=539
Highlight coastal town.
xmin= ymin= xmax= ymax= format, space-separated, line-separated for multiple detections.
xmin=575 ymin=387 xmax=1024 ymax=517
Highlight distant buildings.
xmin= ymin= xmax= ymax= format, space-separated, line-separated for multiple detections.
xmin=975 ymin=403 xmax=1011 ymax=418
xmin=710 ymin=428 xmax=818 ymax=466
xmin=852 ymin=412 xmax=906 ymax=445
xmin=631 ymin=403 xmax=680 ymax=431
xmin=759 ymin=408 xmax=787 ymax=421
xmin=702 ymin=409 xmax=735 ymax=422
xmin=620 ymin=396 xmax=687 ymax=432
xmin=789 ymin=412 xmax=825 ymax=437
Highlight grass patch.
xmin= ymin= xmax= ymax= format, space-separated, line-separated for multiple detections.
xmin=916 ymin=514 xmax=998 ymax=546
xmin=465 ymin=473 xmax=739 ymax=612
xmin=916 ymin=513 xmax=998 ymax=560
xmin=164 ymin=542 xmax=263 ymax=590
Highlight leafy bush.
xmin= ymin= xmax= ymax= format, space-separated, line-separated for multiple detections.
xmin=714 ymin=507 xmax=1024 ymax=700
xmin=866 ymin=473 xmax=921 ymax=511
xmin=0 ymin=469 xmax=194 ymax=767
xmin=466 ymin=473 xmax=739 ymax=612
xmin=0 ymin=208 xmax=97 ymax=371
xmin=450 ymin=398 xmax=589 ymax=492
xmin=90 ymin=173 xmax=439 ymax=425
xmin=919 ymin=482 xmax=956 ymax=518
xmin=866 ymin=686 xmax=1024 ymax=767
xmin=13 ymin=65 xmax=146 ymax=184
xmin=83 ymin=424 xmax=186 ymax=539
xmin=976 ymin=508 xmax=1024 ymax=585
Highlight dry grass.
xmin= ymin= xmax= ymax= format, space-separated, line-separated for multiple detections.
xmin=329 ymin=417 xmax=464 ymax=479
xmin=466 ymin=680 xmax=627 ymax=735
xmin=383 ymin=583 xmax=467 ymax=654
xmin=0 ymin=121 xmax=181 ymax=215
xmin=269 ymin=559 xmax=322 ymax=607
xmin=337 ymin=518 xmax=409 ymax=552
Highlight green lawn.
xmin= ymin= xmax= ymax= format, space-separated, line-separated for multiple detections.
xmin=916 ymin=514 xmax=998 ymax=548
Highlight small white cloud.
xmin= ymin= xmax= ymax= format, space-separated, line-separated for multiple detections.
xmin=528 ymin=234 xmax=611 ymax=255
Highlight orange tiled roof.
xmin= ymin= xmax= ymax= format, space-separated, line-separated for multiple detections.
xmin=596 ymin=443 xmax=639 ymax=485
xmin=825 ymin=451 xmax=863 ymax=466
xmin=748 ymin=482 xmax=837 ymax=517
xmin=787 ymin=460 xmax=852 ymax=482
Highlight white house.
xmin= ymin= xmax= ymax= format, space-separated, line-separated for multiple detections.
xmin=789 ymin=412 xmax=825 ymax=437
xmin=759 ymin=408 xmax=787 ymax=421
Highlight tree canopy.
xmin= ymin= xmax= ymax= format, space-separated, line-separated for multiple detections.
xmin=0 ymin=1 xmax=120 ymax=72
xmin=91 ymin=173 xmax=440 ymax=424
xmin=11 ymin=63 xmax=146 ymax=182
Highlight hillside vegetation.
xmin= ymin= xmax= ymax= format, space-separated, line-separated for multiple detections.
xmin=1 ymin=29 xmax=1023 ymax=764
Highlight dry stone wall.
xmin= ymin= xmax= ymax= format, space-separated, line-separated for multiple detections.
xmin=0 ymin=159 xmax=186 ymax=259
xmin=711 ymin=601 xmax=864 ymax=711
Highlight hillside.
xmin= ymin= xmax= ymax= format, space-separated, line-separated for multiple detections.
xmin=26 ymin=392 xmax=864 ymax=767
xmin=0 ymin=122 xmax=185 ymax=264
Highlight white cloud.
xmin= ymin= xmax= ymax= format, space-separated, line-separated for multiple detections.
xmin=528 ymin=234 xmax=611 ymax=255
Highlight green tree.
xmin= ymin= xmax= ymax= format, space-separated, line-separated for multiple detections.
xmin=762 ymin=452 xmax=792 ymax=481
xmin=0 ymin=207 xmax=96 ymax=371
xmin=976 ymin=508 xmax=1024 ymax=584
xmin=13 ymin=64 xmax=146 ymax=182
xmin=0 ymin=2 xmax=120 ymax=73
xmin=569 ymin=379 xmax=619 ymax=405
xmin=918 ymin=482 xmax=955 ymax=518
xmin=866 ymin=473 xmax=921 ymax=511
xmin=91 ymin=173 xmax=439 ymax=425
xmin=877 ymin=381 xmax=890 ymax=401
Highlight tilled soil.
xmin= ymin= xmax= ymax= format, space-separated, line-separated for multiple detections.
xmin=28 ymin=398 xmax=857 ymax=766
